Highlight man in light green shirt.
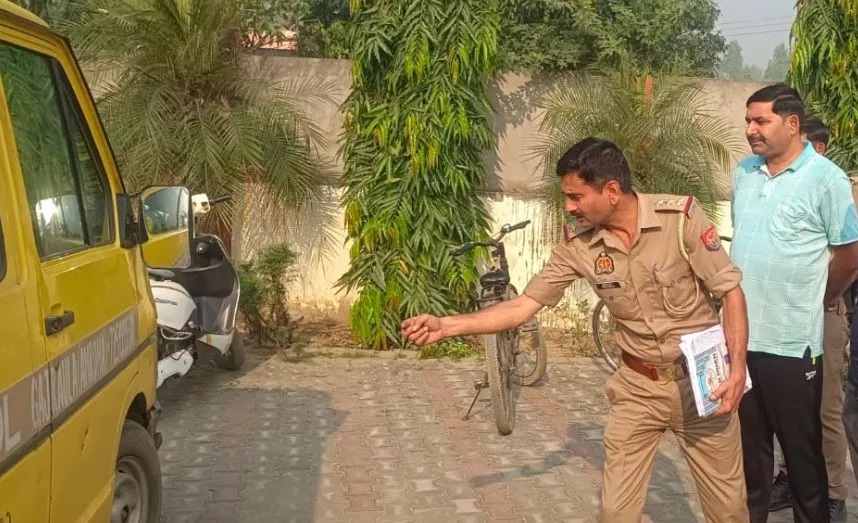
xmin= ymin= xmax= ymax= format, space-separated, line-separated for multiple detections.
xmin=731 ymin=84 xmax=858 ymax=523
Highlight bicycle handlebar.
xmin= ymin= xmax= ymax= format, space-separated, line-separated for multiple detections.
xmin=503 ymin=220 xmax=531 ymax=233
xmin=451 ymin=241 xmax=487 ymax=257
xmin=451 ymin=243 xmax=469 ymax=257
xmin=209 ymin=195 xmax=232 ymax=205
xmin=450 ymin=220 xmax=532 ymax=257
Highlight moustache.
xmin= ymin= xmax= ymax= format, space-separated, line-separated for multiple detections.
xmin=748 ymin=136 xmax=766 ymax=144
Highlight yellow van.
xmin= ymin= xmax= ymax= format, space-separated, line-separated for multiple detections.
xmin=0 ymin=2 xmax=176 ymax=521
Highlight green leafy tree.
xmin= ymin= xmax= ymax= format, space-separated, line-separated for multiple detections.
xmin=337 ymin=0 xmax=499 ymax=349
xmin=497 ymin=0 xmax=725 ymax=74
xmin=717 ymin=40 xmax=745 ymax=79
xmin=764 ymin=43 xmax=790 ymax=82
xmin=496 ymin=0 xmax=608 ymax=72
xmin=295 ymin=0 xmax=350 ymax=58
xmin=717 ymin=39 xmax=765 ymax=81
xmin=743 ymin=64 xmax=764 ymax=81
xmin=592 ymin=0 xmax=725 ymax=74
xmin=57 ymin=0 xmax=335 ymax=250
xmin=240 ymin=0 xmax=309 ymax=48
xmin=789 ymin=0 xmax=858 ymax=173
xmin=297 ymin=0 xmax=726 ymax=75
xmin=534 ymin=66 xmax=746 ymax=225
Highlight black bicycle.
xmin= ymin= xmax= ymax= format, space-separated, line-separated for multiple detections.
xmin=452 ymin=220 xmax=548 ymax=435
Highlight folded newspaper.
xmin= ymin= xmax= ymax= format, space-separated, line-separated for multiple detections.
xmin=680 ymin=325 xmax=752 ymax=417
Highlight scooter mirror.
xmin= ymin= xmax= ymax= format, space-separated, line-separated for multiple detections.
xmin=139 ymin=185 xmax=193 ymax=269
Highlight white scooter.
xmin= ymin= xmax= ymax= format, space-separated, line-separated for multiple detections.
xmin=147 ymin=193 xmax=245 ymax=387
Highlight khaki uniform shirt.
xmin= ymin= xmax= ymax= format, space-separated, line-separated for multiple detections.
xmin=524 ymin=193 xmax=743 ymax=364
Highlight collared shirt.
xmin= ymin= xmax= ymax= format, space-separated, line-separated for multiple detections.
xmin=731 ymin=143 xmax=858 ymax=358
xmin=524 ymin=193 xmax=742 ymax=364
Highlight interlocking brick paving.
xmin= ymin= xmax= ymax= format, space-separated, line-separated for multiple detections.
xmin=158 ymin=348 xmax=858 ymax=522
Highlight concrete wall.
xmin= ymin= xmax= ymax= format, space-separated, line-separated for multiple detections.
xmin=240 ymin=56 xmax=769 ymax=324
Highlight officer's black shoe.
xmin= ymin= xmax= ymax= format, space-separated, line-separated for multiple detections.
xmin=768 ymin=471 xmax=793 ymax=512
xmin=830 ymin=498 xmax=847 ymax=523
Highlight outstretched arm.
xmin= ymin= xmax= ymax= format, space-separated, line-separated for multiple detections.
xmin=401 ymin=294 xmax=544 ymax=346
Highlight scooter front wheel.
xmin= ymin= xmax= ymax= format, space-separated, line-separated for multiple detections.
xmin=216 ymin=333 xmax=246 ymax=371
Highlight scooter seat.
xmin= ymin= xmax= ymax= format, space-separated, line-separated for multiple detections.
xmin=147 ymin=268 xmax=176 ymax=281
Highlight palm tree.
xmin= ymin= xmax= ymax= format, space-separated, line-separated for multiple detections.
xmin=533 ymin=66 xmax=745 ymax=229
xmin=58 ymin=0 xmax=336 ymax=253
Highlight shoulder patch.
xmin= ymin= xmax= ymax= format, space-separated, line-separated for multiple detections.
xmin=562 ymin=221 xmax=592 ymax=242
xmin=654 ymin=196 xmax=694 ymax=217
xmin=701 ymin=226 xmax=721 ymax=251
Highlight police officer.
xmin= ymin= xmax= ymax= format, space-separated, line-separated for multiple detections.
xmin=402 ymin=138 xmax=751 ymax=522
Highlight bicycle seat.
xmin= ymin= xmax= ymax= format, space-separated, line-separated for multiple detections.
xmin=147 ymin=268 xmax=176 ymax=281
xmin=480 ymin=270 xmax=510 ymax=287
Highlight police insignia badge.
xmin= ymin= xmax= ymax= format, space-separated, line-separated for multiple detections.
xmin=594 ymin=251 xmax=615 ymax=275
xmin=701 ymin=226 xmax=720 ymax=251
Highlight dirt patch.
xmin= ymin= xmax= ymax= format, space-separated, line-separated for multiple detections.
xmin=291 ymin=316 xmax=358 ymax=349
xmin=541 ymin=327 xmax=600 ymax=359
xmin=248 ymin=310 xmax=600 ymax=362
xmin=287 ymin=314 xmax=483 ymax=353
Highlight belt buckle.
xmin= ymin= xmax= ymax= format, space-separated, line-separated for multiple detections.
xmin=659 ymin=365 xmax=678 ymax=381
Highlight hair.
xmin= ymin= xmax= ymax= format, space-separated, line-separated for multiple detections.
xmin=746 ymin=83 xmax=806 ymax=127
xmin=555 ymin=138 xmax=633 ymax=193
xmin=802 ymin=114 xmax=830 ymax=146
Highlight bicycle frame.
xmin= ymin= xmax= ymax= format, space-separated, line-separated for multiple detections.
xmin=453 ymin=220 xmax=538 ymax=432
xmin=453 ymin=220 xmax=530 ymax=310
xmin=477 ymin=242 xmax=512 ymax=309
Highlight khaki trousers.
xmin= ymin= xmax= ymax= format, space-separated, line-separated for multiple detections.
xmin=821 ymin=310 xmax=848 ymax=500
xmin=600 ymin=364 xmax=748 ymax=522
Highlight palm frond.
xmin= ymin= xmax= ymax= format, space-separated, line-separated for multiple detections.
xmin=60 ymin=0 xmax=337 ymax=259
xmin=533 ymin=67 xmax=744 ymax=225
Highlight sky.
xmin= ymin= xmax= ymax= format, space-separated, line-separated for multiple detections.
xmin=716 ymin=0 xmax=796 ymax=68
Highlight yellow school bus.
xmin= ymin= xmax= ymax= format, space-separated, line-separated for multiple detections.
xmin=0 ymin=2 xmax=171 ymax=521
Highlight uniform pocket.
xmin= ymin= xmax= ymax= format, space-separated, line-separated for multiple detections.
xmin=652 ymin=262 xmax=698 ymax=316
xmin=593 ymin=278 xmax=637 ymax=320
xmin=604 ymin=368 xmax=625 ymax=404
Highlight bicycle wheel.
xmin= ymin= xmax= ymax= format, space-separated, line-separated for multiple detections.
xmin=507 ymin=286 xmax=548 ymax=386
xmin=592 ymin=299 xmax=620 ymax=372
xmin=484 ymin=330 xmax=516 ymax=435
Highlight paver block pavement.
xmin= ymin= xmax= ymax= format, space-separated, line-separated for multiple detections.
xmin=157 ymin=349 xmax=858 ymax=522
